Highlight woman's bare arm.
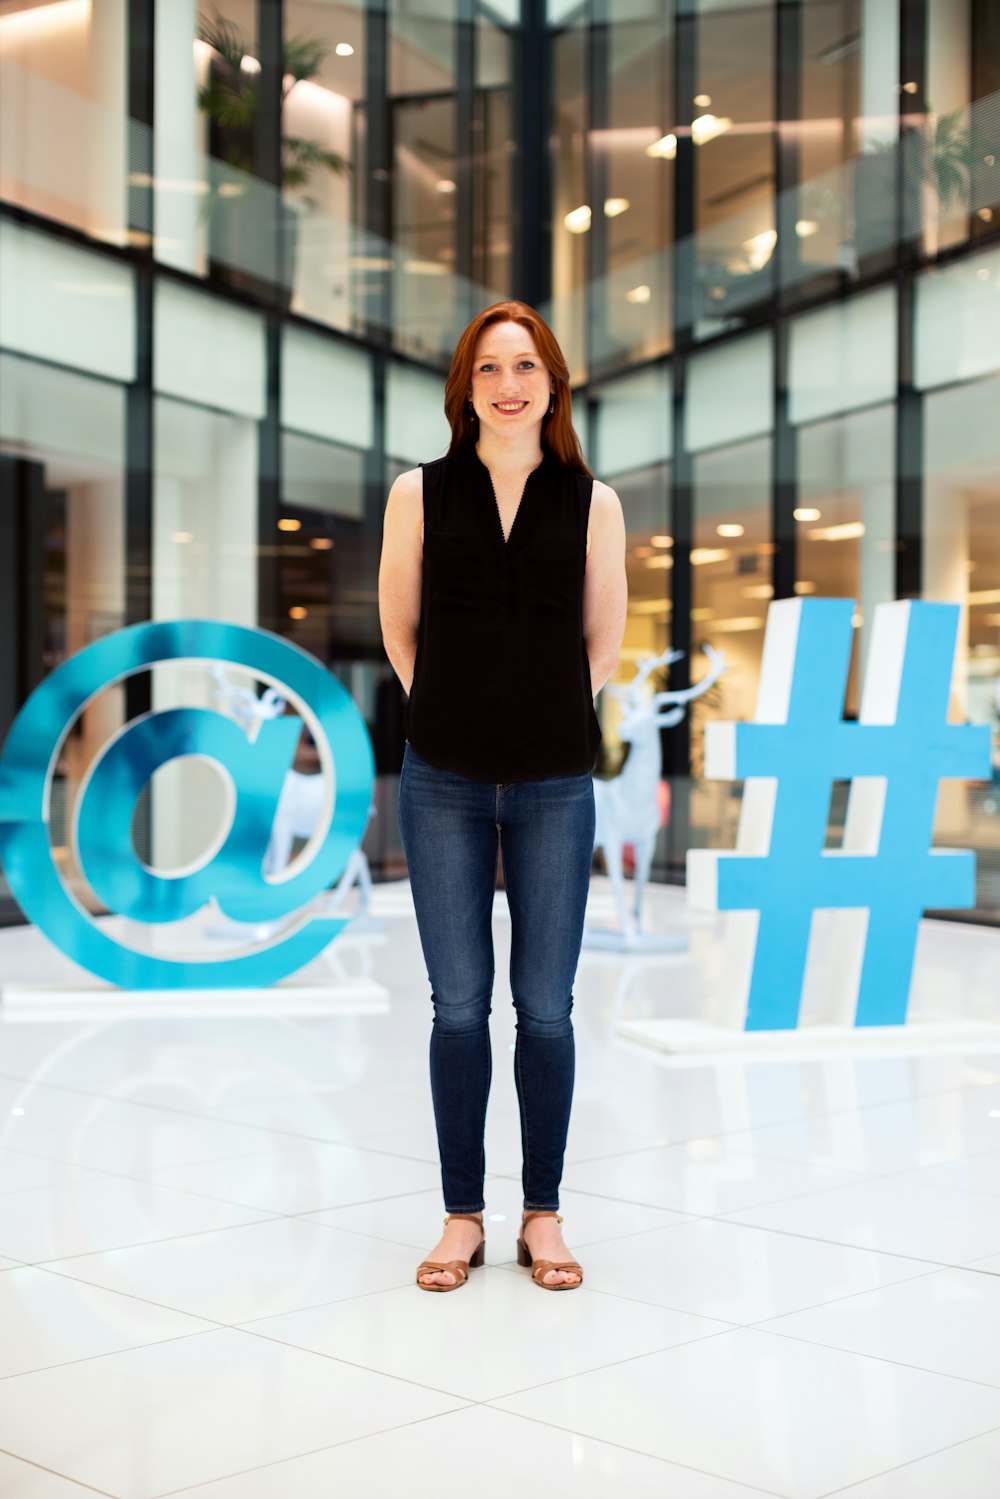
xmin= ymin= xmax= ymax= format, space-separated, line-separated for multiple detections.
xmin=378 ymin=468 xmax=424 ymax=696
xmin=583 ymin=480 xmax=628 ymax=699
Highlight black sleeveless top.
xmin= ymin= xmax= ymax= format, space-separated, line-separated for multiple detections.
xmin=404 ymin=441 xmax=603 ymax=783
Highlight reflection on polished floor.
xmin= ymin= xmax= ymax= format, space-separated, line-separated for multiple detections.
xmin=1 ymin=880 xmax=1000 ymax=1497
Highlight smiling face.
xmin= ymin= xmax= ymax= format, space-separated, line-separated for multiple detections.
xmin=468 ymin=321 xmax=555 ymax=437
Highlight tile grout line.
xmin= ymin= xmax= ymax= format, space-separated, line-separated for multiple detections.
xmin=815 ymin=1419 xmax=1000 ymax=1498
xmin=0 ymin=1444 xmax=119 ymax=1497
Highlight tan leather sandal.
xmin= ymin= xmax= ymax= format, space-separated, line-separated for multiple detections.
xmin=415 ymin=1212 xmax=486 ymax=1291
xmin=516 ymin=1210 xmax=584 ymax=1290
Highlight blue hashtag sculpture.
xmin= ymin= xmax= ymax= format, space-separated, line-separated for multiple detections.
xmin=687 ymin=599 xmax=991 ymax=1032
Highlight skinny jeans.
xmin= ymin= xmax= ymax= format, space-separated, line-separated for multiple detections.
xmin=397 ymin=741 xmax=595 ymax=1213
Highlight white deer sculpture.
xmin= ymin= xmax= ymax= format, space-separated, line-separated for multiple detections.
xmin=591 ymin=644 xmax=726 ymax=945
xmin=208 ymin=667 xmax=374 ymax=920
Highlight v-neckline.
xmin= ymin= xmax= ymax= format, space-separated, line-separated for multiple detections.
xmin=472 ymin=445 xmax=547 ymax=549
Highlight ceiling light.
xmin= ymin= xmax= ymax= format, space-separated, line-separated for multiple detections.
xmin=626 ymin=284 xmax=651 ymax=303
xmin=651 ymin=534 xmax=673 ymax=548
xmin=240 ymin=55 xmax=261 ymax=74
xmin=564 ymin=205 xmax=592 ymax=233
xmin=795 ymin=581 xmax=817 ymax=595
xmin=289 ymin=606 xmax=308 ymax=620
xmin=633 ymin=545 xmax=654 ymax=558
xmin=692 ymin=113 xmax=732 ymax=145
xmin=710 ymin=617 xmax=765 ymax=633
xmin=335 ymin=42 xmax=354 ymax=57
xmin=691 ymin=548 xmax=730 ymax=566
xmin=742 ymin=228 xmax=777 ymax=269
xmin=645 ymin=133 xmax=677 ymax=160
xmin=691 ymin=607 xmax=715 ymax=621
xmin=717 ymin=523 xmax=745 ymax=538
xmin=743 ymin=584 xmax=774 ymax=600
xmin=807 ymin=521 xmax=865 ymax=541
xmin=604 ymin=197 xmax=630 ymax=217
xmin=436 ymin=179 xmax=456 ymax=193
xmin=794 ymin=507 xmax=821 ymax=522
xmin=645 ymin=555 xmax=673 ymax=569
xmin=796 ymin=219 xmax=819 ymax=237
xmin=310 ymin=537 xmax=335 ymax=551
xmin=694 ymin=94 xmax=712 ymax=108
xmin=978 ymin=208 xmax=994 ymax=222
xmin=969 ymin=590 xmax=1000 ymax=606
xmin=278 ymin=518 xmax=302 ymax=532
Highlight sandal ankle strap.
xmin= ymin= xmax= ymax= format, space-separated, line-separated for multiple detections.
xmin=444 ymin=1212 xmax=483 ymax=1225
xmin=521 ymin=1210 xmax=563 ymax=1226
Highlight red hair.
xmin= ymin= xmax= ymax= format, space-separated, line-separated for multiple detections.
xmin=444 ymin=301 xmax=593 ymax=476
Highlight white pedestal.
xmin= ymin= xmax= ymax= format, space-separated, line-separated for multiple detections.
xmin=616 ymin=1015 xmax=1000 ymax=1066
xmin=0 ymin=979 xmax=390 ymax=1023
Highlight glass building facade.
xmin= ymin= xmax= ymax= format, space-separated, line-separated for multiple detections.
xmin=1 ymin=0 xmax=998 ymax=925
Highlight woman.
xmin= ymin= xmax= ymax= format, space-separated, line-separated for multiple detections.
xmin=378 ymin=302 xmax=627 ymax=1291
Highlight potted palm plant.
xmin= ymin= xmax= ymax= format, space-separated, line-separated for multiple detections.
xmin=197 ymin=9 xmax=352 ymax=304
xmin=854 ymin=100 xmax=997 ymax=263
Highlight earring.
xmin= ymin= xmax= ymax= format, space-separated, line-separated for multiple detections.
xmin=547 ymin=395 xmax=555 ymax=414
xmin=466 ymin=398 xmax=476 ymax=419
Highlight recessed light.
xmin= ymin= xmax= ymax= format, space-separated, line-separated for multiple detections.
xmin=717 ymin=523 xmax=745 ymax=538
xmin=436 ymin=179 xmax=456 ymax=194
xmin=289 ymin=606 xmax=309 ymax=620
xmin=240 ymin=55 xmax=261 ymax=75
xmin=625 ymin=284 xmax=651 ymax=303
xmin=278 ymin=518 xmax=302 ymax=532
xmin=691 ymin=548 xmax=730 ymax=566
xmin=335 ymin=42 xmax=354 ymax=57
xmin=604 ymin=197 xmax=630 ymax=217
xmin=564 ymin=205 xmax=592 ymax=233
xmin=793 ymin=507 xmax=821 ymax=522
xmin=645 ymin=133 xmax=677 ymax=160
xmin=796 ymin=219 xmax=819 ymax=237
xmin=310 ymin=537 xmax=335 ymax=551
xmin=651 ymin=534 xmax=673 ymax=548
xmin=694 ymin=94 xmax=712 ymax=108
xmin=692 ymin=113 xmax=732 ymax=145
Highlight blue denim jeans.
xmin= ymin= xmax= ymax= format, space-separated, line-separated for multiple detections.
xmin=397 ymin=741 xmax=596 ymax=1214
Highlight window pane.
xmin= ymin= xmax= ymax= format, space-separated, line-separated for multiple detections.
xmin=693 ymin=0 xmax=776 ymax=336
xmin=0 ymin=0 xmax=128 ymax=244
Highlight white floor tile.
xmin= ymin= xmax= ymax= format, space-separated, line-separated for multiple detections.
xmin=128 ymin=1138 xmax=442 ymax=1215
xmin=491 ymin=1328 xmax=1000 ymax=1498
xmin=307 ymin=1177 xmax=687 ymax=1259
xmin=0 ymin=1453 xmax=103 ymax=1499
xmin=1 ymin=887 xmax=999 ymax=1497
xmin=829 ymin=1426 xmax=1000 ymax=1498
xmin=566 ymin=1216 xmax=932 ymax=1324
xmin=0 ymin=1147 xmax=104 ymax=1197
xmin=0 ymin=1264 xmax=214 ymax=1379
xmin=44 ymin=1216 xmax=419 ymax=1322
xmin=242 ymin=1264 xmax=730 ymax=1402
xmin=562 ymin=1136 xmax=862 ymax=1216
xmin=721 ymin=1089 xmax=1000 ymax=1176
xmin=160 ymin=1403 xmax=765 ymax=1499
xmin=7 ymin=1106 xmax=295 ymax=1177
xmin=0 ymin=1327 xmax=464 ymax=1499
xmin=891 ymin=1147 xmax=1000 ymax=1200
xmin=757 ymin=1267 xmax=1000 ymax=1387
xmin=722 ymin=1176 xmax=1000 ymax=1265
xmin=0 ymin=1175 xmax=272 ymax=1265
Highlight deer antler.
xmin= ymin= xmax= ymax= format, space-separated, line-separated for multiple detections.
xmin=650 ymin=644 xmax=726 ymax=708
